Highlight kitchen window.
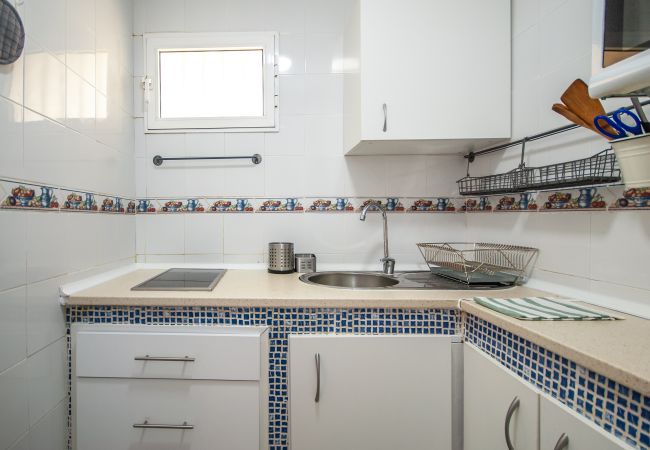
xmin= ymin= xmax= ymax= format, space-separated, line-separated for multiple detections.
xmin=143 ymin=32 xmax=278 ymax=132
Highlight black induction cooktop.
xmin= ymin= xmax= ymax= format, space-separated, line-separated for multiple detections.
xmin=131 ymin=268 xmax=227 ymax=291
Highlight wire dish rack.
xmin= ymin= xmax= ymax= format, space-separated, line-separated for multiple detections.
xmin=457 ymin=149 xmax=621 ymax=196
xmin=417 ymin=242 xmax=539 ymax=285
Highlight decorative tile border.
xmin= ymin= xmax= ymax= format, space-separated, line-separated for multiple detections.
xmin=0 ymin=180 xmax=135 ymax=215
xmin=66 ymin=306 xmax=459 ymax=450
xmin=464 ymin=313 xmax=649 ymax=449
xmin=305 ymin=198 xmax=354 ymax=212
xmin=3 ymin=178 xmax=649 ymax=216
xmin=257 ymin=198 xmax=304 ymax=212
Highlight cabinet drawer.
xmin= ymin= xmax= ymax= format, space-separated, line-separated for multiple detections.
xmin=74 ymin=326 xmax=262 ymax=380
xmin=75 ymin=378 xmax=260 ymax=450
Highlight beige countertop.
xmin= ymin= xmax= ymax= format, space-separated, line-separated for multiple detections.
xmin=64 ymin=268 xmax=545 ymax=308
xmin=64 ymin=268 xmax=650 ymax=395
xmin=462 ymin=301 xmax=650 ymax=396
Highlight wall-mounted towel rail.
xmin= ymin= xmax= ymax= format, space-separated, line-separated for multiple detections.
xmin=464 ymin=99 xmax=650 ymax=161
xmin=152 ymin=154 xmax=262 ymax=166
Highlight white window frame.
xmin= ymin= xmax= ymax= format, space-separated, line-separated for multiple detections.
xmin=143 ymin=32 xmax=279 ymax=133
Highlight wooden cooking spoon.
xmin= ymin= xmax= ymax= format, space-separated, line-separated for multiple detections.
xmin=560 ymin=79 xmax=617 ymax=136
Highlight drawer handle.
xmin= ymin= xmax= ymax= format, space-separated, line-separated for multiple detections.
xmin=554 ymin=433 xmax=569 ymax=450
xmin=314 ymin=353 xmax=321 ymax=403
xmin=504 ymin=396 xmax=520 ymax=450
xmin=134 ymin=355 xmax=196 ymax=362
xmin=133 ymin=420 xmax=194 ymax=430
xmin=382 ymin=103 xmax=388 ymax=132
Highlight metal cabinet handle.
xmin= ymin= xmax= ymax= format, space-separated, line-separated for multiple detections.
xmin=504 ymin=396 xmax=520 ymax=450
xmin=314 ymin=353 xmax=321 ymax=403
xmin=554 ymin=433 xmax=569 ymax=450
xmin=382 ymin=103 xmax=388 ymax=132
xmin=134 ymin=355 xmax=195 ymax=362
xmin=133 ymin=420 xmax=194 ymax=430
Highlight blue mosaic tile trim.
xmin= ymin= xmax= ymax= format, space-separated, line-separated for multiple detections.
xmin=464 ymin=313 xmax=650 ymax=450
xmin=66 ymin=306 xmax=459 ymax=450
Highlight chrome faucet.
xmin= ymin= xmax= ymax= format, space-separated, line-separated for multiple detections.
xmin=359 ymin=201 xmax=395 ymax=275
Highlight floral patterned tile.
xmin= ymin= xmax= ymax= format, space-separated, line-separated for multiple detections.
xmin=206 ymin=198 xmax=254 ymax=213
xmin=494 ymin=193 xmax=539 ymax=212
xmin=539 ymin=188 xmax=608 ymax=211
xmin=61 ymin=191 xmax=101 ymax=212
xmin=158 ymin=199 xmax=207 ymax=213
xmin=305 ymin=198 xmax=355 ymax=212
xmin=257 ymin=198 xmax=304 ymax=212
xmin=126 ymin=200 xmax=136 ymax=214
xmin=406 ymin=198 xmax=457 ymax=212
xmin=609 ymin=186 xmax=650 ymax=210
xmin=462 ymin=196 xmax=492 ymax=212
xmin=0 ymin=181 xmax=60 ymax=210
xmin=356 ymin=198 xmax=408 ymax=212
xmin=135 ymin=200 xmax=157 ymax=213
xmin=98 ymin=196 xmax=129 ymax=213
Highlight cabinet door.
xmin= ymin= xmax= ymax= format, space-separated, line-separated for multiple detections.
xmin=359 ymin=0 xmax=510 ymax=141
xmin=464 ymin=343 xmax=539 ymax=450
xmin=540 ymin=396 xmax=632 ymax=450
xmin=289 ymin=335 xmax=452 ymax=450
xmin=75 ymin=378 xmax=260 ymax=450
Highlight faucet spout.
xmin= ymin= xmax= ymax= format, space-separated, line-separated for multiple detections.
xmin=359 ymin=202 xmax=395 ymax=275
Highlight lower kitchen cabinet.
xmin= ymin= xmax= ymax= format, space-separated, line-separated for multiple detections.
xmin=464 ymin=343 xmax=539 ymax=450
xmin=540 ymin=395 xmax=632 ymax=450
xmin=76 ymin=378 xmax=260 ymax=450
xmin=288 ymin=334 xmax=456 ymax=450
xmin=71 ymin=324 xmax=269 ymax=450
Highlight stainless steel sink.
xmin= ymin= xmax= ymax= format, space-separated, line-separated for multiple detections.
xmin=299 ymin=271 xmax=513 ymax=290
xmin=301 ymin=272 xmax=399 ymax=289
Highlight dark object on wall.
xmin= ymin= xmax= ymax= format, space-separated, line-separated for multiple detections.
xmin=153 ymin=153 xmax=262 ymax=166
xmin=0 ymin=0 xmax=24 ymax=65
xmin=458 ymin=149 xmax=621 ymax=196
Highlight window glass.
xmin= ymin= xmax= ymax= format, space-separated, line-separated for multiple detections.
xmin=159 ymin=49 xmax=264 ymax=119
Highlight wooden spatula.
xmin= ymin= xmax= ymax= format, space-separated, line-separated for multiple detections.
xmin=560 ymin=79 xmax=617 ymax=136
xmin=552 ymin=103 xmax=594 ymax=130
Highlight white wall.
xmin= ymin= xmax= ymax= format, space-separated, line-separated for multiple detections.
xmin=132 ymin=0 xmax=650 ymax=317
xmin=466 ymin=0 xmax=650 ymax=316
xmin=0 ymin=0 xmax=135 ymax=448
xmin=132 ymin=0 xmax=466 ymax=266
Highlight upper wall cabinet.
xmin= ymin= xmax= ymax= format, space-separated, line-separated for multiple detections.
xmin=342 ymin=0 xmax=511 ymax=155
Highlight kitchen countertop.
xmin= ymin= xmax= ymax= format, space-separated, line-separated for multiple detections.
xmin=462 ymin=301 xmax=650 ymax=396
xmin=63 ymin=268 xmax=650 ymax=395
xmin=63 ymin=268 xmax=544 ymax=308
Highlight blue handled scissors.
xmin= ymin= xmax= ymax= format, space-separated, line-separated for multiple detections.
xmin=594 ymin=108 xmax=644 ymax=139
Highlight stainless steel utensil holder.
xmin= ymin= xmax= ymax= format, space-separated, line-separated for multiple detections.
xmin=268 ymin=242 xmax=295 ymax=274
xmin=295 ymin=254 xmax=317 ymax=273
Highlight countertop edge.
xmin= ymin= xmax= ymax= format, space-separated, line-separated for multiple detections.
xmin=64 ymin=296 xmax=462 ymax=309
xmin=460 ymin=301 xmax=650 ymax=396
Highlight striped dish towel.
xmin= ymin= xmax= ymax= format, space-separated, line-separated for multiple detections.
xmin=473 ymin=297 xmax=619 ymax=321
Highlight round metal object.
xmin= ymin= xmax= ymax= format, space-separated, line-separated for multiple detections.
xmin=300 ymin=272 xmax=399 ymax=289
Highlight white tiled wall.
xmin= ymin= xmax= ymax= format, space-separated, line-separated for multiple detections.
xmin=466 ymin=0 xmax=650 ymax=315
xmin=132 ymin=0 xmax=650 ymax=316
xmin=0 ymin=0 xmax=135 ymax=448
xmin=132 ymin=0 xmax=466 ymax=265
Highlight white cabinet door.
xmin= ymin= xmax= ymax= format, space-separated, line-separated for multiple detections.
xmin=540 ymin=396 xmax=632 ymax=450
xmin=76 ymin=378 xmax=260 ymax=450
xmin=343 ymin=0 xmax=511 ymax=154
xmin=289 ymin=335 xmax=453 ymax=450
xmin=464 ymin=343 xmax=539 ymax=450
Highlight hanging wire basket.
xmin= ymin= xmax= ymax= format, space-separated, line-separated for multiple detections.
xmin=457 ymin=148 xmax=621 ymax=196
